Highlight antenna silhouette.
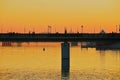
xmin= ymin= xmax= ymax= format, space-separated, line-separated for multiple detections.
xmin=0 ymin=24 xmax=3 ymax=33
xmin=94 ymin=27 xmax=95 ymax=33
xmin=24 ymin=27 xmax=26 ymax=33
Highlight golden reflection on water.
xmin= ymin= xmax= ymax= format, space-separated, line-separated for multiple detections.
xmin=0 ymin=42 xmax=120 ymax=80
xmin=0 ymin=43 xmax=61 ymax=70
xmin=71 ymin=48 xmax=120 ymax=71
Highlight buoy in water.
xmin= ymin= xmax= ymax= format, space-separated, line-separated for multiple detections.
xmin=43 ymin=48 xmax=45 ymax=51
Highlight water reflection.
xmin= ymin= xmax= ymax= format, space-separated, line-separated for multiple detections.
xmin=0 ymin=42 xmax=120 ymax=80
xmin=61 ymin=71 xmax=69 ymax=80
xmin=96 ymin=47 xmax=120 ymax=51
xmin=99 ymin=51 xmax=106 ymax=69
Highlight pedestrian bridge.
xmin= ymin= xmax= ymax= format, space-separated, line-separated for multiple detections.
xmin=0 ymin=32 xmax=120 ymax=78
xmin=0 ymin=33 xmax=120 ymax=42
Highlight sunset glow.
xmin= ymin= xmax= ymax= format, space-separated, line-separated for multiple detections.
xmin=0 ymin=0 xmax=120 ymax=33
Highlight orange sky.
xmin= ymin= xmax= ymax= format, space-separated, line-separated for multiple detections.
xmin=0 ymin=0 xmax=120 ymax=33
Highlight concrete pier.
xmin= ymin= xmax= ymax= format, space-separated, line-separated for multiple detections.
xmin=2 ymin=42 xmax=12 ymax=47
xmin=61 ymin=42 xmax=70 ymax=73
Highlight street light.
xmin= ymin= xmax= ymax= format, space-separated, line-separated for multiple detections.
xmin=116 ymin=25 xmax=118 ymax=33
xmin=81 ymin=25 xmax=83 ymax=33
xmin=48 ymin=25 xmax=52 ymax=34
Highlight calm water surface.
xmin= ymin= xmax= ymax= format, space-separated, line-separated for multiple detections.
xmin=0 ymin=42 xmax=120 ymax=80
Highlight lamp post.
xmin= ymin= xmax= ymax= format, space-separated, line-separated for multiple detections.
xmin=48 ymin=25 xmax=52 ymax=34
xmin=116 ymin=25 xmax=118 ymax=33
xmin=81 ymin=25 xmax=83 ymax=33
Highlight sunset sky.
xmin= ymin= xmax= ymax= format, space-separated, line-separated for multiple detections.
xmin=0 ymin=0 xmax=120 ymax=33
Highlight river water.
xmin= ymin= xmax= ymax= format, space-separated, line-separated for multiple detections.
xmin=0 ymin=42 xmax=120 ymax=80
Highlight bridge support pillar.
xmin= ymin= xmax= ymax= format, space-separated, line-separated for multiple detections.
xmin=61 ymin=42 xmax=70 ymax=78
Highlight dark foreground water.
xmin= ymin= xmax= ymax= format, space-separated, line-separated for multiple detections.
xmin=0 ymin=42 xmax=120 ymax=80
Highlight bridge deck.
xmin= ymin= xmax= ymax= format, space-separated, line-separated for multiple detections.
xmin=0 ymin=33 xmax=120 ymax=42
